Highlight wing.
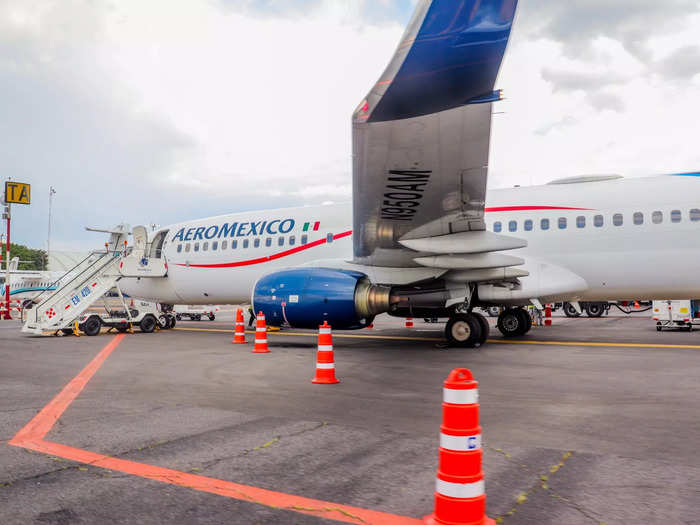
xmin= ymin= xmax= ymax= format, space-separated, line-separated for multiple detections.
xmin=352 ymin=0 xmax=518 ymax=268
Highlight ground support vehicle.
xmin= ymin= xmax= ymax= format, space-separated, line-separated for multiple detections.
xmin=174 ymin=305 xmax=218 ymax=321
xmin=73 ymin=300 xmax=176 ymax=336
xmin=653 ymin=300 xmax=700 ymax=331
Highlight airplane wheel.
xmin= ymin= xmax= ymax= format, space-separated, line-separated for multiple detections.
xmin=208 ymin=314 xmax=216 ymax=321
xmin=168 ymin=314 xmax=176 ymax=328
xmin=116 ymin=324 xmax=130 ymax=333
xmin=563 ymin=302 xmax=581 ymax=317
xmin=585 ymin=302 xmax=606 ymax=318
xmin=61 ymin=328 xmax=74 ymax=336
xmin=445 ymin=314 xmax=483 ymax=348
xmin=514 ymin=308 xmax=532 ymax=335
xmin=194 ymin=314 xmax=202 ymax=321
xmin=175 ymin=314 xmax=182 ymax=321
xmin=83 ymin=315 xmax=102 ymax=337
xmin=470 ymin=311 xmax=490 ymax=345
xmin=497 ymin=309 xmax=525 ymax=337
xmin=140 ymin=315 xmax=157 ymax=333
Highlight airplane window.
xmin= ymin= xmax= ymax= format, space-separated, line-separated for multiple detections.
xmin=508 ymin=220 xmax=517 ymax=232
xmin=278 ymin=237 xmax=284 ymax=246
xmin=558 ymin=217 xmax=567 ymax=229
xmin=594 ymin=215 xmax=604 ymax=227
xmin=212 ymin=241 xmax=218 ymax=250
xmin=243 ymin=239 xmax=249 ymax=248
xmin=493 ymin=222 xmax=502 ymax=233
xmin=254 ymin=238 xmax=260 ymax=248
xmin=524 ymin=220 xmax=533 ymax=231
xmin=232 ymin=240 xmax=237 ymax=249
xmin=301 ymin=234 xmax=308 ymax=244
xmin=221 ymin=240 xmax=228 ymax=250
xmin=177 ymin=244 xmax=182 ymax=253
xmin=633 ymin=212 xmax=643 ymax=225
xmin=289 ymin=235 xmax=296 ymax=246
xmin=194 ymin=243 xmax=200 ymax=252
xmin=576 ymin=216 xmax=586 ymax=228
xmin=541 ymin=218 xmax=550 ymax=230
xmin=265 ymin=238 xmax=272 ymax=247
xmin=185 ymin=243 xmax=191 ymax=252
xmin=652 ymin=211 xmax=663 ymax=224
xmin=613 ymin=214 xmax=623 ymax=226
xmin=203 ymin=242 xmax=209 ymax=251
xmin=671 ymin=210 xmax=681 ymax=223
xmin=327 ymin=233 xmax=334 ymax=243
xmin=690 ymin=209 xmax=700 ymax=221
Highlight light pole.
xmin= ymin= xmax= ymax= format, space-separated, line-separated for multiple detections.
xmin=47 ymin=186 xmax=56 ymax=271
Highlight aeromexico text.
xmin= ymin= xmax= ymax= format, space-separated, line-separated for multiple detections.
xmin=172 ymin=219 xmax=295 ymax=242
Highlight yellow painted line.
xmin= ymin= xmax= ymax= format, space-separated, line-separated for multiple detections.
xmin=174 ymin=327 xmax=700 ymax=349
xmin=174 ymin=327 xmax=443 ymax=342
xmin=486 ymin=339 xmax=700 ymax=350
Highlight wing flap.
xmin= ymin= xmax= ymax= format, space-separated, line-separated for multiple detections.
xmin=399 ymin=230 xmax=526 ymax=254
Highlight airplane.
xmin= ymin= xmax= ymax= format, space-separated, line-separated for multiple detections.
xmin=119 ymin=0 xmax=700 ymax=347
xmin=1 ymin=258 xmax=64 ymax=308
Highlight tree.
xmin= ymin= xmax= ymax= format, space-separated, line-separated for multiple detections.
xmin=1 ymin=243 xmax=47 ymax=271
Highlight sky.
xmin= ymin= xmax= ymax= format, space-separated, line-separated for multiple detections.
xmin=2 ymin=0 xmax=700 ymax=250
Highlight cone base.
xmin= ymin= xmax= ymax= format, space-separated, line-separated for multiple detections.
xmin=232 ymin=340 xmax=247 ymax=344
xmin=311 ymin=378 xmax=340 ymax=384
xmin=252 ymin=348 xmax=270 ymax=353
xmin=423 ymin=515 xmax=495 ymax=525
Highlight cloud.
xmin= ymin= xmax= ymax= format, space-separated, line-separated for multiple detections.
xmin=520 ymin=0 xmax=700 ymax=62
xmin=541 ymin=67 xmax=628 ymax=92
xmin=654 ymin=45 xmax=700 ymax=80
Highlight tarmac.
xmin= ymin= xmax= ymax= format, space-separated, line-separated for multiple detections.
xmin=1 ymin=311 xmax=699 ymax=524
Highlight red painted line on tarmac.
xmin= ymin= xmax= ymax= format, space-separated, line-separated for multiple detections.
xmin=10 ymin=334 xmax=126 ymax=445
xmin=9 ymin=334 xmax=421 ymax=524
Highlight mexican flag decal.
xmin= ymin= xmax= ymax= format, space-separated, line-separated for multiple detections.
xmin=303 ymin=221 xmax=320 ymax=232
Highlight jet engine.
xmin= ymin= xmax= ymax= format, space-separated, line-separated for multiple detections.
xmin=252 ymin=268 xmax=390 ymax=329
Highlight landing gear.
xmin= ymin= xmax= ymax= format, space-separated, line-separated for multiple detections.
xmin=563 ymin=302 xmax=581 ymax=317
xmin=497 ymin=308 xmax=532 ymax=337
xmin=445 ymin=313 xmax=485 ymax=348
xmin=584 ymin=302 xmax=606 ymax=318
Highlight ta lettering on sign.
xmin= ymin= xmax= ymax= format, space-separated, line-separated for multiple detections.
xmin=380 ymin=170 xmax=431 ymax=221
xmin=4 ymin=182 xmax=31 ymax=205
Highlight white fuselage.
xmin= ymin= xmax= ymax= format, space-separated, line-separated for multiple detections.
xmin=120 ymin=175 xmax=700 ymax=304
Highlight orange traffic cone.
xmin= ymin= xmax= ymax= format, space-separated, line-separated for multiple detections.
xmin=232 ymin=308 xmax=247 ymax=344
xmin=424 ymin=369 xmax=494 ymax=525
xmin=252 ymin=311 xmax=270 ymax=353
xmin=406 ymin=317 xmax=414 ymax=328
xmin=544 ymin=304 xmax=552 ymax=326
xmin=312 ymin=321 xmax=340 ymax=384
xmin=366 ymin=323 xmax=374 ymax=329
xmin=634 ymin=300 xmax=641 ymax=309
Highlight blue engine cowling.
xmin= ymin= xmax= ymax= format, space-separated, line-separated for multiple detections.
xmin=252 ymin=268 xmax=374 ymax=330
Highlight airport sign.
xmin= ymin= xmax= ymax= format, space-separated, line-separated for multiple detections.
xmin=4 ymin=181 xmax=31 ymax=205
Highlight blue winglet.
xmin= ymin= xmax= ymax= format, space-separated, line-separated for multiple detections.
xmin=362 ymin=0 xmax=517 ymax=123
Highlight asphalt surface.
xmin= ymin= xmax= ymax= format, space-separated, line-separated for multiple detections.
xmin=1 ymin=312 xmax=699 ymax=524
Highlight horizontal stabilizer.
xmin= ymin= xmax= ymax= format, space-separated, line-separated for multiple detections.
xmin=414 ymin=253 xmax=524 ymax=270
xmin=399 ymin=231 xmax=526 ymax=254
xmin=446 ymin=267 xmax=529 ymax=282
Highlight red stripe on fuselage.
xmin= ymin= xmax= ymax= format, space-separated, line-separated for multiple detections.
xmin=176 ymin=230 xmax=353 ymax=269
xmin=484 ymin=205 xmax=592 ymax=212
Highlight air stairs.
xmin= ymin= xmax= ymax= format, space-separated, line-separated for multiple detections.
xmin=22 ymin=224 xmax=168 ymax=335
